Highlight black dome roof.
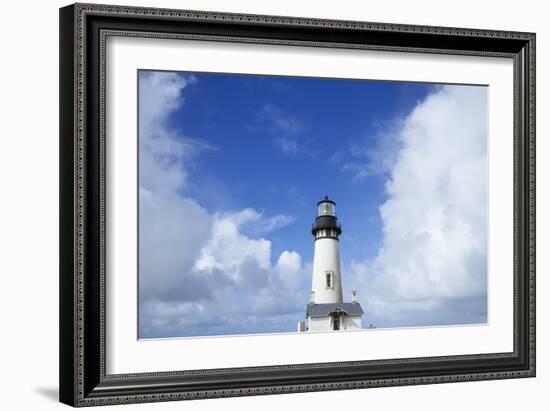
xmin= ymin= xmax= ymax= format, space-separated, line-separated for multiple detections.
xmin=316 ymin=195 xmax=336 ymax=206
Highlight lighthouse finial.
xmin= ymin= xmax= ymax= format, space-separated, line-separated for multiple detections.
xmin=325 ymin=195 xmax=329 ymax=200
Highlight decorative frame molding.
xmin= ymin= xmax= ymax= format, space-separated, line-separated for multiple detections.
xmin=59 ymin=2 xmax=535 ymax=407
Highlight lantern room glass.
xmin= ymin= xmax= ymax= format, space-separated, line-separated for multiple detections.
xmin=318 ymin=201 xmax=336 ymax=216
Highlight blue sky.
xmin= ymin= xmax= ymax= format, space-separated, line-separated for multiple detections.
xmin=162 ymin=73 xmax=432 ymax=264
xmin=138 ymin=70 xmax=487 ymax=338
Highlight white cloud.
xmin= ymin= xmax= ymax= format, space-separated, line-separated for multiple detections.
xmin=193 ymin=210 xmax=273 ymax=279
xmin=260 ymin=103 xmax=305 ymax=135
xmin=274 ymin=137 xmax=299 ymax=155
xmin=232 ymin=208 xmax=296 ymax=236
xmin=191 ymin=210 xmax=308 ymax=317
xmin=139 ymin=72 xmax=214 ymax=305
xmin=138 ymin=72 xmax=307 ymax=338
xmin=141 ymin=205 xmax=310 ymax=336
xmin=275 ymin=251 xmax=304 ymax=292
xmin=336 ymin=119 xmax=403 ymax=181
xmin=348 ymin=85 xmax=488 ymax=327
xmin=139 ymin=72 xmax=215 ymax=194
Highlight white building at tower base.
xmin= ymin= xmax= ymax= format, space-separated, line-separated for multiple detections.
xmin=305 ymin=302 xmax=363 ymax=332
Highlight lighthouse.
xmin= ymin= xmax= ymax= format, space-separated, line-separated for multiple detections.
xmin=297 ymin=197 xmax=363 ymax=332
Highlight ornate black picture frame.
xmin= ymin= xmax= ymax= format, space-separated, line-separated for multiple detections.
xmin=59 ymin=3 xmax=535 ymax=407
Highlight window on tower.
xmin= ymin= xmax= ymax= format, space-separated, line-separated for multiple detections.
xmin=325 ymin=271 xmax=334 ymax=288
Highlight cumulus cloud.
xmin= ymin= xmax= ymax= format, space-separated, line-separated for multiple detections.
xmin=138 ymin=72 xmax=307 ymax=338
xmin=140 ymin=206 xmax=309 ymax=337
xmin=338 ymin=120 xmax=403 ymax=181
xmin=348 ymin=85 xmax=488 ymax=327
xmin=139 ymin=72 xmax=214 ymax=305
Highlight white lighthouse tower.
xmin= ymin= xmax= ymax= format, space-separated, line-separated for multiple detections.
xmin=298 ymin=197 xmax=363 ymax=332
